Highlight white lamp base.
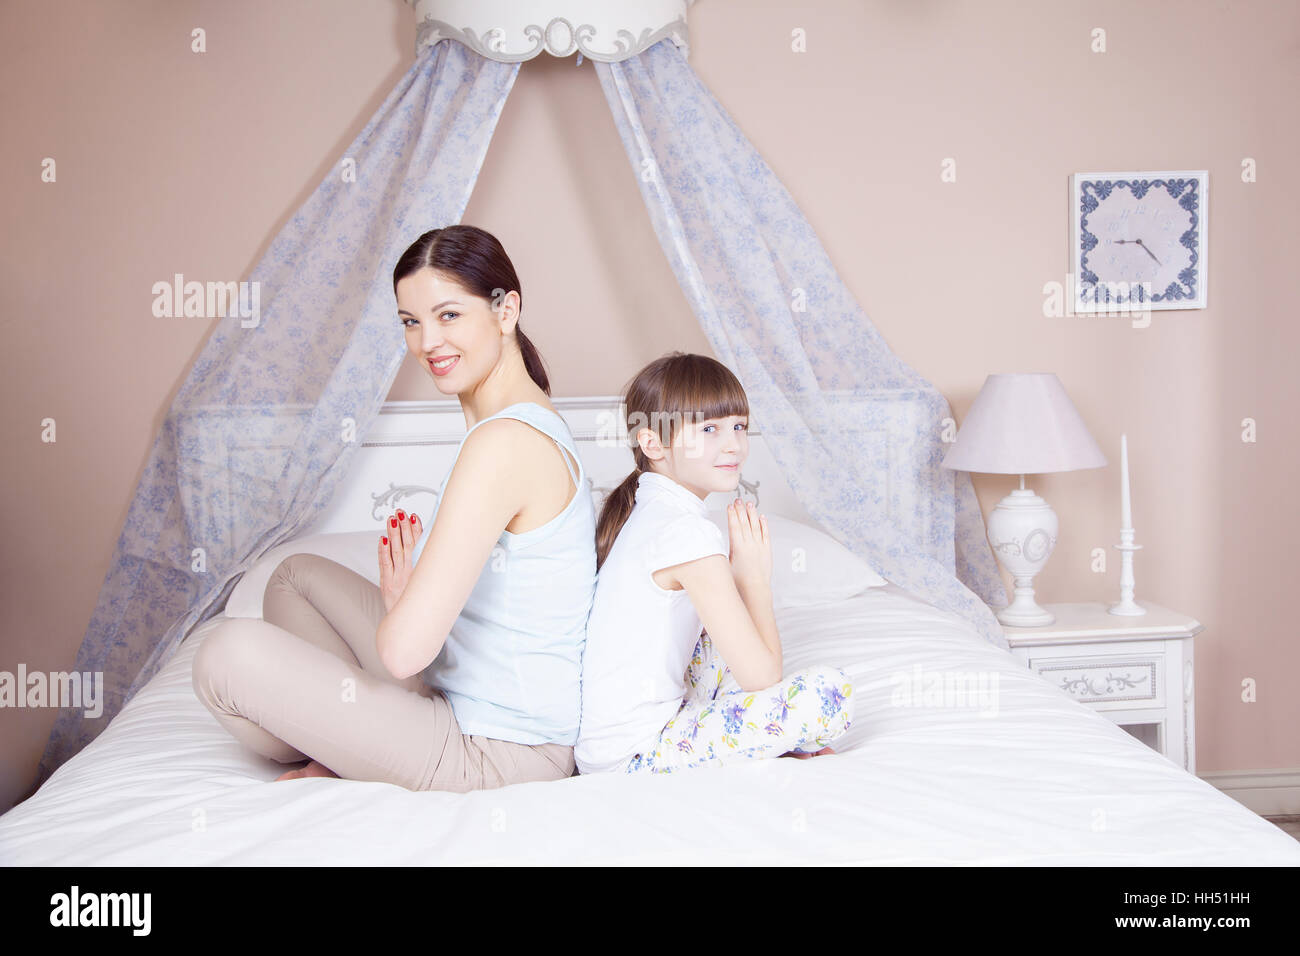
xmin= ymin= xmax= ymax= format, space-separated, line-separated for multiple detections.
xmin=987 ymin=486 xmax=1059 ymax=628
xmin=999 ymin=588 xmax=1056 ymax=627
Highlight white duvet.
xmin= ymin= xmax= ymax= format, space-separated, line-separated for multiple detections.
xmin=3 ymin=584 xmax=1298 ymax=865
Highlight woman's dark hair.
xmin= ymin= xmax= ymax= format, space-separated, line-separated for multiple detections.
xmin=392 ymin=225 xmax=550 ymax=395
xmin=596 ymin=352 xmax=749 ymax=571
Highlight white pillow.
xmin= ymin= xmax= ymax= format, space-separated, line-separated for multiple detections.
xmin=704 ymin=510 xmax=886 ymax=608
xmin=224 ymin=531 xmax=381 ymax=618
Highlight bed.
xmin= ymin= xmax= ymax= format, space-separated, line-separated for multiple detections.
xmin=3 ymin=397 xmax=1297 ymax=865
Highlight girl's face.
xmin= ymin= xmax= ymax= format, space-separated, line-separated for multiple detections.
xmin=654 ymin=413 xmax=749 ymax=499
xmin=396 ymin=267 xmax=519 ymax=395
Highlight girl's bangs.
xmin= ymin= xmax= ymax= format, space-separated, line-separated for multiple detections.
xmin=659 ymin=361 xmax=749 ymax=433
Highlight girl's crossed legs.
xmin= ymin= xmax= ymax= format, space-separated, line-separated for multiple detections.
xmin=625 ymin=630 xmax=853 ymax=773
xmin=191 ymin=552 xmax=573 ymax=792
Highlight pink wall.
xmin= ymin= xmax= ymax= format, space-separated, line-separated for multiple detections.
xmin=2 ymin=0 xmax=1296 ymax=811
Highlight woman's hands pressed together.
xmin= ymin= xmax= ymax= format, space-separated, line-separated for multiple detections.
xmin=726 ymin=498 xmax=772 ymax=594
xmin=379 ymin=508 xmax=423 ymax=613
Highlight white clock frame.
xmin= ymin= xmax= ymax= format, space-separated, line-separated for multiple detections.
xmin=1070 ymin=169 xmax=1209 ymax=313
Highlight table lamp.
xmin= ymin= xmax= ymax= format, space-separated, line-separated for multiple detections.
xmin=941 ymin=373 xmax=1107 ymax=626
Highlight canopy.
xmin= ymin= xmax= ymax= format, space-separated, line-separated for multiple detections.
xmin=36 ymin=4 xmax=1008 ymax=790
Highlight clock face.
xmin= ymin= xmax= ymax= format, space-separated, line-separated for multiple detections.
xmin=1073 ymin=171 xmax=1208 ymax=311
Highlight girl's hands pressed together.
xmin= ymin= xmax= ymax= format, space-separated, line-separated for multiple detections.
xmin=379 ymin=508 xmax=423 ymax=613
xmin=726 ymin=498 xmax=772 ymax=593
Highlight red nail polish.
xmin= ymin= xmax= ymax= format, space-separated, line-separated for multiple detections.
xmin=382 ymin=536 xmax=388 ymax=546
xmin=409 ymin=514 xmax=416 ymax=524
xmin=397 ymin=510 xmax=405 ymax=520
xmin=390 ymin=517 xmax=397 ymax=528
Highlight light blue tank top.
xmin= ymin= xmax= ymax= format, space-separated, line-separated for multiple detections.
xmin=409 ymin=402 xmax=596 ymax=746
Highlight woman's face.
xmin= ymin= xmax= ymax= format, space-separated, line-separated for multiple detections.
xmin=396 ymin=267 xmax=519 ymax=395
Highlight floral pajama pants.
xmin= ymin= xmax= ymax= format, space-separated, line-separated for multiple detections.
xmin=624 ymin=630 xmax=854 ymax=773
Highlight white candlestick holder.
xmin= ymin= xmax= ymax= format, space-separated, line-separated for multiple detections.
xmin=1109 ymin=526 xmax=1146 ymax=616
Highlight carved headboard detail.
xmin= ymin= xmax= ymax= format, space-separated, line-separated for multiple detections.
xmin=301 ymin=396 xmax=814 ymax=538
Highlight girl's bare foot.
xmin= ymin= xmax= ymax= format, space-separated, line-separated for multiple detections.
xmin=779 ymin=746 xmax=836 ymax=760
xmin=275 ymin=759 xmax=338 ymax=781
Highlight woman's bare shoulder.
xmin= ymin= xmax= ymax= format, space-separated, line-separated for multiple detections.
xmin=453 ymin=417 xmax=560 ymax=475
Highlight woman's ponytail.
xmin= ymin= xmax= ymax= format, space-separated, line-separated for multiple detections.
xmin=515 ymin=327 xmax=551 ymax=396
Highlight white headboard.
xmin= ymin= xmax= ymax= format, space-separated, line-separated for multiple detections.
xmin=301 ymin=396 xmax=820 ymax=537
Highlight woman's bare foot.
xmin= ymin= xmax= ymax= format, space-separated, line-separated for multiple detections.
xmin=275 ymin=759 xmax=338 ymax=781
xmin=778 ymin=746 xmax=836 ymax=760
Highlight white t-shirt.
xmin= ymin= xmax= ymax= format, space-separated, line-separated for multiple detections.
xmin=575 ymin=470 xmax=729 ymax=774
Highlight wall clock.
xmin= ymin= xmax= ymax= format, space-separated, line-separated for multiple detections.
xmin=1071 ymin=170 xmax=1208 ymax=312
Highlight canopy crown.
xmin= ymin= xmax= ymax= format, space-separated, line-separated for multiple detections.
xmin=405 ymin=0 xmax=694 ymax=62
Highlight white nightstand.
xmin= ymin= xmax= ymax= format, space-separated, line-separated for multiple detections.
xmin=1002 ymin=602 xmax=1202 ymax=774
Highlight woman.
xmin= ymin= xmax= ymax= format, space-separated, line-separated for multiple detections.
xmin=192 ymin=225 xmax=597 ymax=792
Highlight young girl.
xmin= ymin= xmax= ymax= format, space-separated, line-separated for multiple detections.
xmin=575 ymin=352 xmax=853 ymax=775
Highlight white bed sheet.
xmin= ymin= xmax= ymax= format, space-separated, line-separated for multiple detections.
xmin=4 ymin=584 xmax=1298 ymax=865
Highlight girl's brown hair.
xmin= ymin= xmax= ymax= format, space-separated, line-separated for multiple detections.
xmin=392 ymin=225 xmax=550 ymax=395
xmin=596 ymin=352 xmax=749 ymax=570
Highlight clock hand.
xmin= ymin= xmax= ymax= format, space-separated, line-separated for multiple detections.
xmin=1116 ymin=238 xmax=1163 ymax=266
xmin=1135 ymin=238 xmax=1162 ymax=266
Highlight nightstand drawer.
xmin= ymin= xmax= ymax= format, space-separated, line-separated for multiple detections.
xmin=1021 ymin=645 xmax=1165 ymax=710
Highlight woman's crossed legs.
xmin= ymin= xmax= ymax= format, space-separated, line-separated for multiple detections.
xmin=191 ymin=553 xmax=572 ymax=792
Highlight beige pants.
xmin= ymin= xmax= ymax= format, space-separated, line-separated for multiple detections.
xmin=191 ymin=553 xmax=575 ymax=792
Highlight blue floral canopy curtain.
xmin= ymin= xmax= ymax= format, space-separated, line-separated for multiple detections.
xmin=592 ymin=41 xmax=1008 ymax=650
xmin=38 ymin=32 xmax=1006 ymax=788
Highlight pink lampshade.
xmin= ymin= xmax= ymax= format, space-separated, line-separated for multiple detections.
xmin=941 ymin=373 xmax=1107 ymax=475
